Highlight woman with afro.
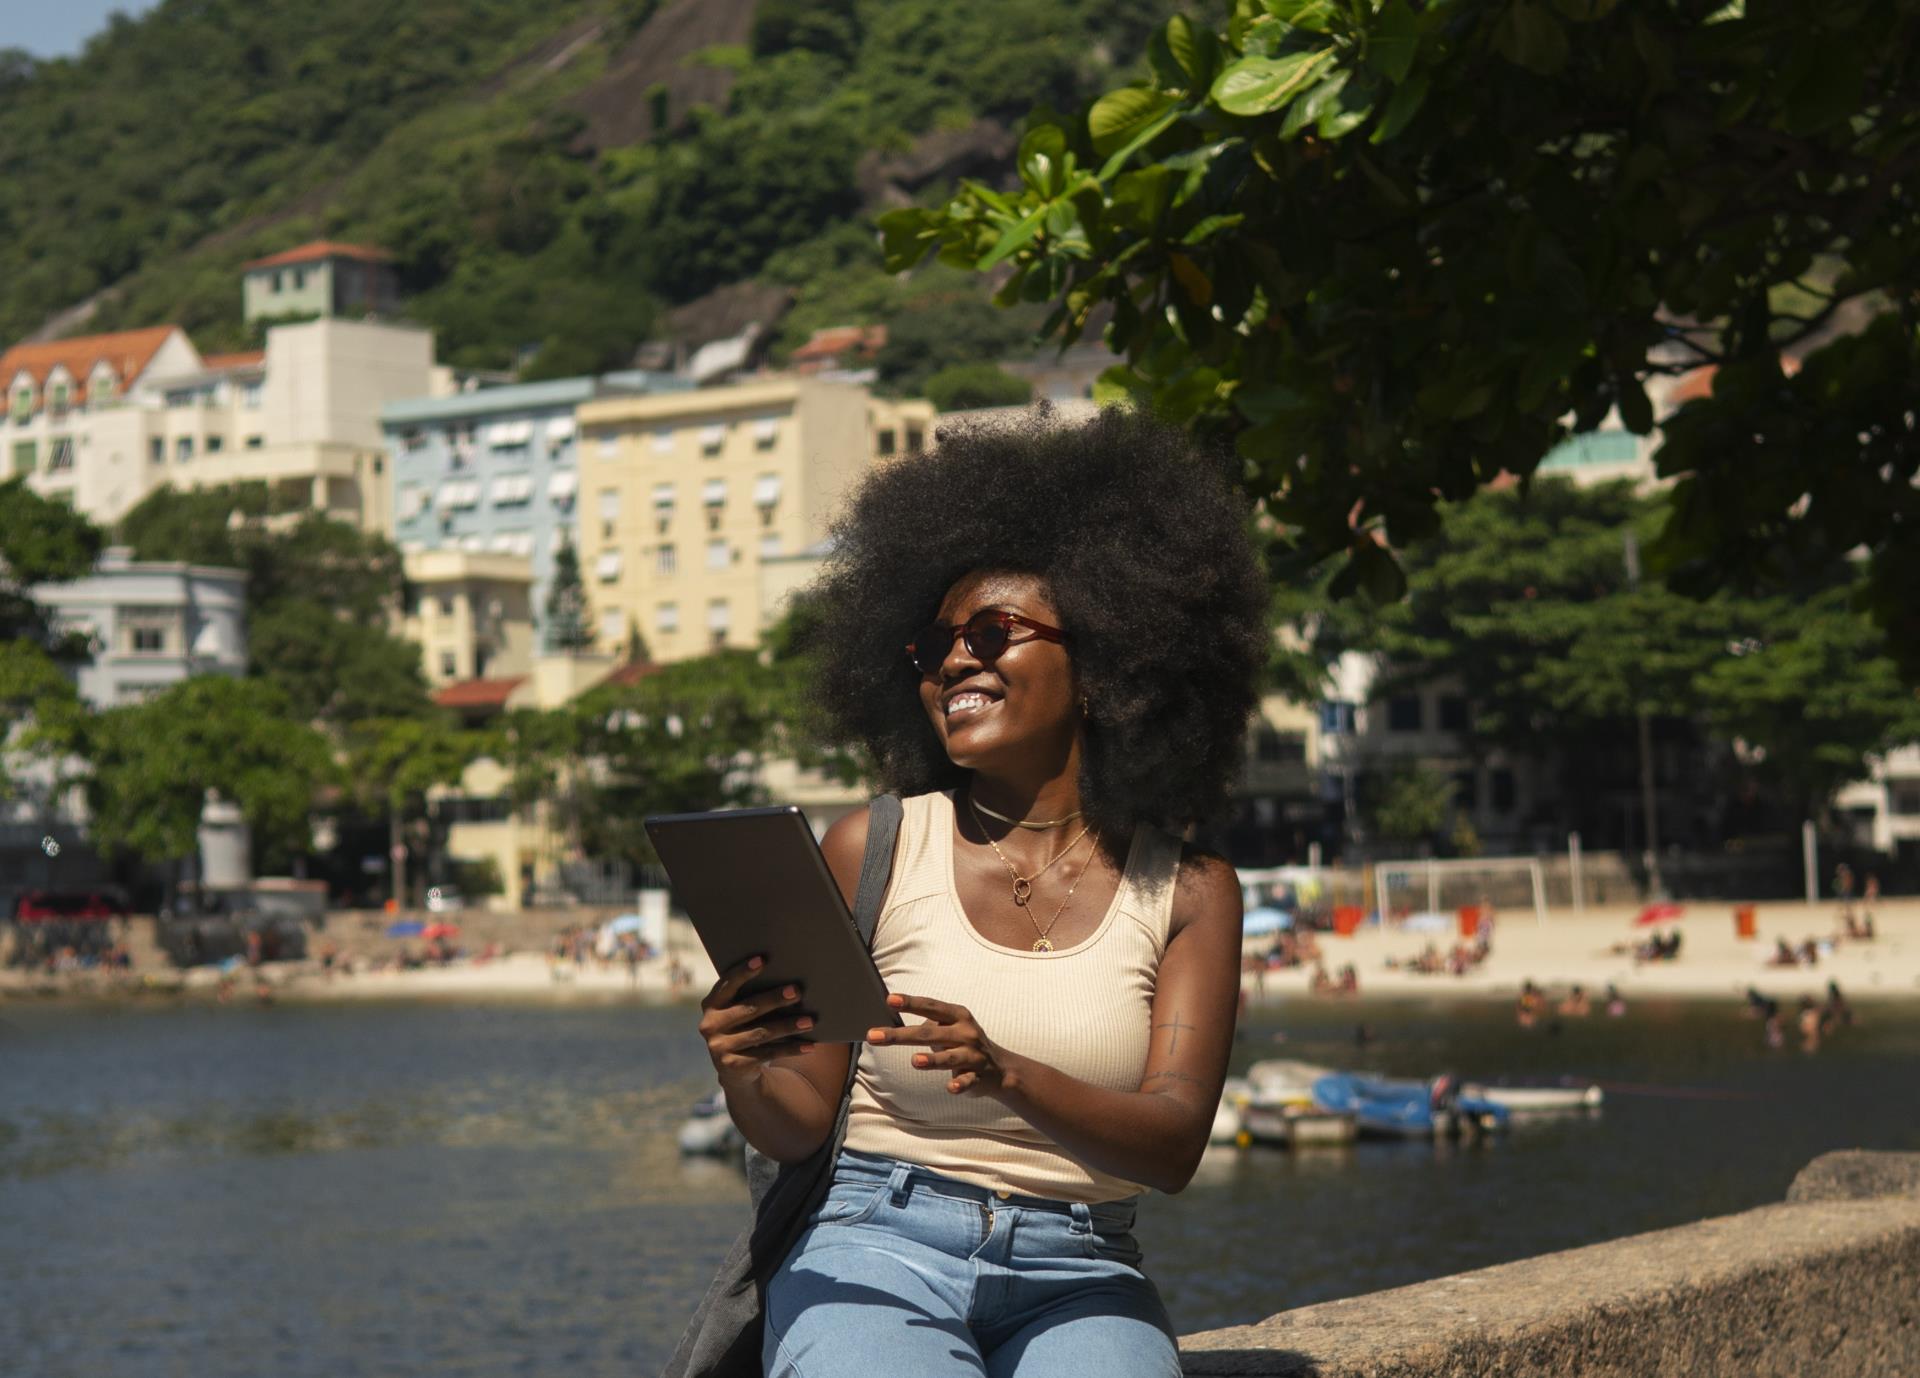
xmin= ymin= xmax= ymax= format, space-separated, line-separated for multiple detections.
xmin=695 ymin=407 xmax=1269 ymax=1376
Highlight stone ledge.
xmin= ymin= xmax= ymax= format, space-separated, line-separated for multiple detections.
xmin=1180 ymin=1151 xmax=1920 ymax=1377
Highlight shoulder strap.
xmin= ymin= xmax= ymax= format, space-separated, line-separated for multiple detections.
xmin=851 ymin=794 xmax=902 ymax=946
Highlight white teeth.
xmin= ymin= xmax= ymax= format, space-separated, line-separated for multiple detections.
xmin=946 ymin=693 xmax=992 ymax=716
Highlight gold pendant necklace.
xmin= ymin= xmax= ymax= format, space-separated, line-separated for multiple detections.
xmin=969 ymin=795 xmax=1090 ymax=908
xmin=971 ymin=797 xmax=1085 ymax=831
xmin=967 ymin=794 xmax=1094 ymax=951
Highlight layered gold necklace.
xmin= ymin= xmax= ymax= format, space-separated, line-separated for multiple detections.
xmin=966 ymin=794 xmax=1094 ymax=953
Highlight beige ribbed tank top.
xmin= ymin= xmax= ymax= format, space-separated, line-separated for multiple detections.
xmin=842 ymin=789 xmax=1181 ymax=1202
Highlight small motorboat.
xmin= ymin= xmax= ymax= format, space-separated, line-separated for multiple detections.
xmin=1244 ymin=1059 xmax=1337 ymax=1105
xmin=1311 ymin=1073 xmax=1509 ymax=1140
xmin=1240 ymin=1097 xmax=1357 ymax=1148
xmin=1460 ymin=1077 xmax=1604 ymax=1115
xmin=676 ymin=1091 xmax=743 ymax=1157
xmin=1209 ymin=1076 xmax=1252 ymax=1144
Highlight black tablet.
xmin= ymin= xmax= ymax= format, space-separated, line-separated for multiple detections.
xmin=644 ymin=805 xmax=899 ymax=1043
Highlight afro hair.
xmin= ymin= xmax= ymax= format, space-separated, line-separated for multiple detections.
xmin=807 ymin=406 xmax=1269 ymax=840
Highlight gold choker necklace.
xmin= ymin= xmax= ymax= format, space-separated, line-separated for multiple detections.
xmin=970 ymin=797 xmax=1085 ymax=831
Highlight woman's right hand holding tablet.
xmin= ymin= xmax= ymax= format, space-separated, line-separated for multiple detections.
xmin=698 ymin=955 xmax=815 ymax=1088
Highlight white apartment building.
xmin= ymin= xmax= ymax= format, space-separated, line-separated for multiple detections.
xmin=28 ymin=546 xmax=248 ymax=708
xmin=6 ymin=253 xmax=440 ymax=532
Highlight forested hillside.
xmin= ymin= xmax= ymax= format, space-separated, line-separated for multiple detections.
xmin=0 ymin=0 xmax=1167 ymax=377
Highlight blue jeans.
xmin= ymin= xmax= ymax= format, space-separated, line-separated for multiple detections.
xmin=762 ymin=1149 xmax=1180 ymax=1377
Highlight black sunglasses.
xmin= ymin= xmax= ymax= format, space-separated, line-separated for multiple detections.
xmin=906 ymin=610 xmax=1066 ymax=677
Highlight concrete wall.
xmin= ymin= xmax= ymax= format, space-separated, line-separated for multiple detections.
xmin=1178 ymin=1150 xmax=1920 ymax=1376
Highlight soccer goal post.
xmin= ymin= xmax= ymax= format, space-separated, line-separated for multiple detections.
xmin=1372 ymin=856 xmax=1549 ymax=926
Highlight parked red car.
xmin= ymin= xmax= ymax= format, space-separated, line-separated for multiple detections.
xmin=12 ymin=889 xmax=130 ymax=922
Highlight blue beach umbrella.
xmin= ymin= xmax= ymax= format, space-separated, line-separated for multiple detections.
xmin=1243 ymin=906 xmax=1293 ymax=937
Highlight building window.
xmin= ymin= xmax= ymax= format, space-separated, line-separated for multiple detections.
xmin=650 ymin=428 xmax=674 ymax=454
xmin=12 ymin=440 xmax=35 ymax=474
xmin=699 ymin=423 xmax=725 ymax=456
xmin=758 ymin=533 xmax=782 ymax=560
xmin=753 ymin=473 xmax=782 ymax=509
xmin=242 ymin=381 xmax=263 ymax=410
xmin=1438 ymin=695 xmax=1469 ymax=733
xmin=440 ymin=596 xmax=455 ymax=618
xmin=440 ymin=651 xmax=457 ymax=679
xmin=595 ymin=550 xmax=623 ymax=583
xmin=10 ymin=388 xmax=31 ymax=422
xmin=656 ymin=544 xmax=677 ymax=576
xmin=120 ymin=608 xmax=174 ymax=657
xmin=206 ymin=434 xmax=225 ymax=454
xmin=272 ymin=270 xmax=284 ymax=292
xmin=1319 ymin=701 xmax=1356 ymax=735
xmin=656 ymin=601 xmax=679 ymax=633
xmin=293 ymin=267 xmax=307 ymax=290
xmin=1491 ymin=768 xmax=1517 ymax=813
xmin=48 ymin=437 xmax=74 ymax=471
xmin=1889 ymin=782 xmax=1920 ymax=817
xmin=707 ymin=598 xmax=731 ymax=647
xmin=651 ymin=482 xmax=676 ymax=516
xmin=1255 ymin=729 xmax=1305 ymax=763
xmin=906 ymin=427 xmax=925 ymax=454
xmin=706 ymin=538 xmax=729 ymax=570
xmin=702 ymin=479 xmax=727 ymax=509
xmin=1454 ymin=770 xmax=1478 ymax=810
xmin=876 ymin=428 xmax=897 ymax=456
xmin=49 ymin=383 xmax=70 ymax=416
xmin=246 ymin=435 xmax=264 ymax=449
xmin=91 ymin=372 xmax=116 ymax=404
xmin=753 ymin=417 xmax=779 ymax=449
xmin=1387 ymin=694 xmax=1423 ymax=732
xmin=598 ymin=433 xmax=620 ymax=460
xmin=599 ymin=488 xmax=621 ymax=538
xmin=176 ymin=436 xmax=194 ymax=462
xmin=599 ymin=609 xmax=625 ymax=645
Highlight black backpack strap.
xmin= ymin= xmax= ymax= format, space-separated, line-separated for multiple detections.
xmin=852 ymin=794 xmax=903 ymax=946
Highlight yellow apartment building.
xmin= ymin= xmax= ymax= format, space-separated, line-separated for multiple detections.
xmin=574 ymin=379 xmax=933 ymax=661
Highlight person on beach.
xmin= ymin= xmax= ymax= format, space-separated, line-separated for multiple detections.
xmin=691 ymin=411 xmax=1266 ymax=1377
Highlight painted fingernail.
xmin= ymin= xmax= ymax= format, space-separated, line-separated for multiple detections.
xmin=797 ymin=1017 xmax=815 ymax=1031
xmin=913 ymin=1055 xmax=928 ymax=1067
xmin=783 ymin=985 xmax=798 ymax=999
xmin=866 ymin=1029 xmax=885 ymax=1043
xmin=748 ymin=956 xmax=765 ymax=970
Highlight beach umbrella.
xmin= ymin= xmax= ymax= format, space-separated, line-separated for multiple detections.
xmin=385 ymin=919 xmax=424 ymax=938
xmin=422 ymin=922 xmax=461 ymax=941
xmin=1400 ymin=911 xmax=1451 ymax=933
xmin=602 ymin=913 xmax=648 ymax=936
xmin=1243 ymin=906 xmax=1292 ymax=937
xmin=1632 ymin=902 xmax=1687 ymax=927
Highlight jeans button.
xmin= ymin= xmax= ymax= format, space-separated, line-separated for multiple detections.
xmin=995 ymin=1190 xmax=1011 ymax=1200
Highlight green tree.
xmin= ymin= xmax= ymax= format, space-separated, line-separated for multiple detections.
xmin=0 ymin=478 xmax=104 ymax=646
xmin=80 ymin=676 xmax=335 ymax=868
xmin=924 ymin=362 xmax=1035 ymax=412
xmin=0 ymin=639 xmax=87 ymax=810
xmin=1371 ymin=762 xmax=1453 ymax=849
xmin=120 ymin=486 xmax=430 ymax=724
xmin=570 ymin=650 xmax=793 ymax=863
xmin=885 ymin=1 xmax=1920 ymax=674
xmin=874 ymin=297 xmax=1043 ymax=397
xmin=544 ymin=536 xmax=594 ymax=652
xmin=344 ymin=715 xmax=491 ymax=907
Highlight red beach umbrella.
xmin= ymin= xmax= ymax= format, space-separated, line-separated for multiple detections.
xmin=1631 ymin=902 xmax=1687 ymax=927
xmin=422 ymin=921 xmax=461 ymax=941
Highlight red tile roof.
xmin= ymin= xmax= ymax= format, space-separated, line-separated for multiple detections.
xmin=598 ymin=660 xmax=660 ymax=689
xmin=432 ymin=676 xmax=527 ymax=710
xmin=201 ymin=350 xmax=266 ymax=372
xmin=243 ymin=240 xmax=393 ymax=271
xmin=1669 ymin=366 xmax=1717 ymax=406
xmin=789 ymin=324 xmax=887 ymax=363
xmin=1 ymin=325 xmax=184 ymax=411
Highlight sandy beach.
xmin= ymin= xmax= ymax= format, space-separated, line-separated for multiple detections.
xmin=6 ymin=897 xmax=1915 ymax=1008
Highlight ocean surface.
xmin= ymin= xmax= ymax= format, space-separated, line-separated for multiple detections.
xmin=2 ymin=994 xmax=1916 ymax=1376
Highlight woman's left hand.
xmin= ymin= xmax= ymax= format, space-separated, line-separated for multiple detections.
xmin=867 ymin=993 xmax=1018 ymax=1096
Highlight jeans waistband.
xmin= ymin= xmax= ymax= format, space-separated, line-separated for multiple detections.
xmin=834 ymin=1149 xmax=1139 ymax=1231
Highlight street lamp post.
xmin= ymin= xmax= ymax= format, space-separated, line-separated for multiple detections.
xmin=1623 ymin=530 xmax=1666 ymax=900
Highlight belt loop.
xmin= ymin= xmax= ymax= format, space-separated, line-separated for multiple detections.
xmin=888 ymin=1161 xmax=913 ymax=1207
xmin=1069 ymin=1202 xmax=1093 ymax=1235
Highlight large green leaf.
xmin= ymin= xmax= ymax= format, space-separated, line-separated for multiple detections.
xmin=1366 ymin=0 xmax=1421 ymax=84
xmin=1210 ymin=50 xmax=1339 ymax=117
xmin=1089 ymin=88 xmax=1176 ymax=157
xmin=1163 ymin=13 xmax=1223 ymax=89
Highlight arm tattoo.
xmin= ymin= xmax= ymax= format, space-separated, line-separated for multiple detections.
xmin=1155 ymin=1012 xmax=1195 ymax=1054
xmin=1142 ymin=1069 xmax=1205 ymax=1097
